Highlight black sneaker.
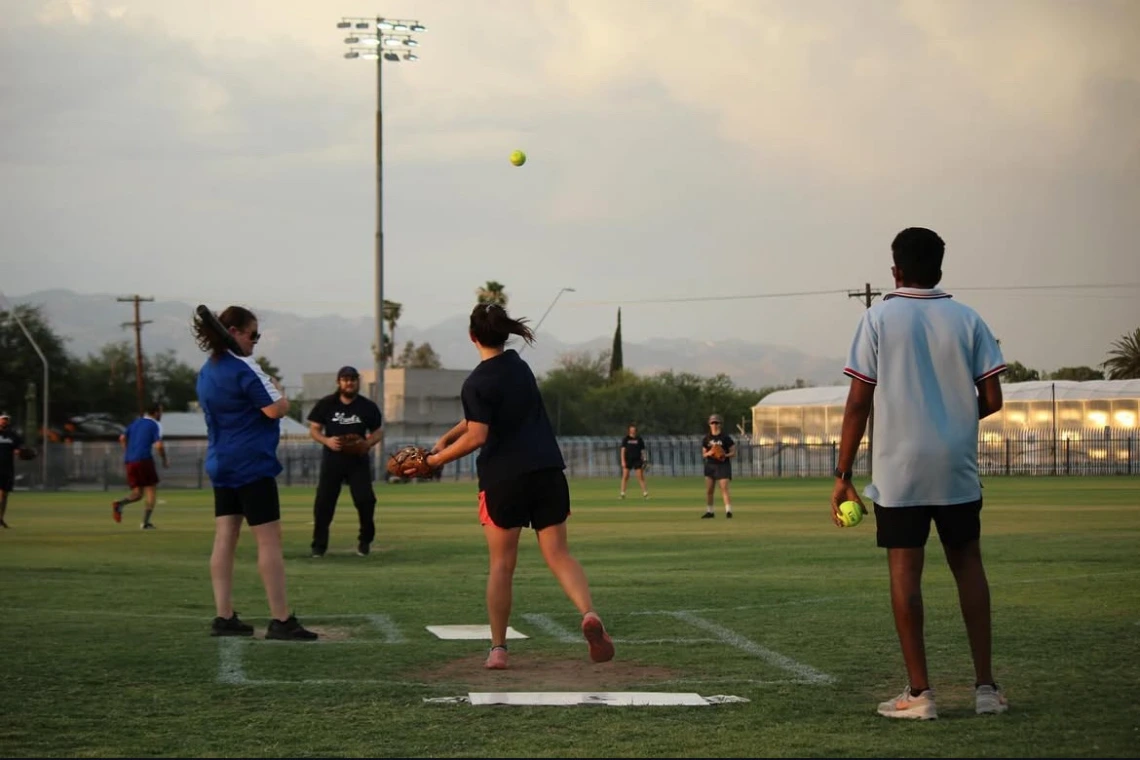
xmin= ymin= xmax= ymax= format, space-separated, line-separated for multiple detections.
xmin=356 ymin=542 xmax=370 ymax=557
xmin=701 ymin=512 xmax=715 ymax=519
xmin=726 ymin=512 xmax=733 ymax=519
xmin=266 ymin=614 xmax=319 ymax=641
xmin=211 ymin=612 xmax=254 ymax=637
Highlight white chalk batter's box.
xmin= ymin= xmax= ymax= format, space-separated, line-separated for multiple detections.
xmin=216 ymin=609 xmax=835 ymax=688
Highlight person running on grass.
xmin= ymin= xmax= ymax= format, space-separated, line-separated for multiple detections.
xmin=112 ymin=402 xmax=168 ymax=529
xmin=421 ymin=302 xmax=615 ymax=670
xmin=832 ymin=227 xmax=1008 ymax=719
xmin=193 ymin=305 xmax=317 ymax=641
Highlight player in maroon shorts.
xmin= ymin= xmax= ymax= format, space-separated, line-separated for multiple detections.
xmin=112 ymin=403 xmax=168 ymax=529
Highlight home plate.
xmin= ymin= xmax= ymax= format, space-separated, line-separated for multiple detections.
xmin=470 ymin=692 xmax=711 ymax=707
xmin=425 ymin=625 xmax=529 ymax=640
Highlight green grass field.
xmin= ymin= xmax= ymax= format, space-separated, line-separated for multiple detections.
xmin=1 ymin=476 xmax=1138 ymax=758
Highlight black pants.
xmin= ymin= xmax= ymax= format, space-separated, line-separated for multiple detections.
xmin=311 ymin=454 xmax=376 ymax=554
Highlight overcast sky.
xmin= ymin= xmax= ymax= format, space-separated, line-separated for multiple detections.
xmin=2 ymin=0 xmax=1138 ymax=371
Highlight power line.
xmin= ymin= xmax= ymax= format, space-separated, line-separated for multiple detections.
xmin=574 ymin=282 xmax=1140 ymax=307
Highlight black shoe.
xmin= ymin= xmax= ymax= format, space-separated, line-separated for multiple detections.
xmin=266 ymin=614 xmax=319 ymax=641
xmin=356 ymin=542 xmax=370 ymax=557
xmin=311 ymin=550 xmax=325 ymax=558
xmin=211 ymin=612 xmax=254 ymax=637
xmin=701 ymin=512 xmax=715 ymax=519
xmin=726 ymin=512 xmax=733 ymax=519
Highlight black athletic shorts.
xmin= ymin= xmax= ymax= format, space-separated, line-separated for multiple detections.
xmin=624 ymin=459 xmax=644 ymax=471
xmin=704 ymin=461 xmax=732 ymax=481
xmin=874 ymin=499 xmax=983 ymax=549
xmin=478 ymin=467 xmax=571 ymax=531
xmin=0 ymin=468 xmax=13 ymax=492
xmin=214 ymin=476 xmax=281 ymax=527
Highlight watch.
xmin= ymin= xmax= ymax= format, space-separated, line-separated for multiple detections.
xmin=834 ymin=467 xmax=853 ymax=481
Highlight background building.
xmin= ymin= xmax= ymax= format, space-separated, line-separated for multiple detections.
xmin=301 ymin=367 xmax=469 ymax=441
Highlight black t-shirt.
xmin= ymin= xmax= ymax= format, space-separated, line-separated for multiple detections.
xmin=0 ymin=428 xmax=24 ymax=471
xmin=620 ymin=435 xmax=645 ymax=464
xmin=702 ymin=433 xmax=735 ymax=458
xmin=307 ymin=394 xmax=382 ymax=456
xmin=461 ymin=349 xmax=565 ymax=489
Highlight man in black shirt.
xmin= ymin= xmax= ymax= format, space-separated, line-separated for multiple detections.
xmin=701 ymin=414 xmax=736 ymax=519
xmin=307 ymin=366 xmax=383 ymax=557
xmin=619 ymin=423 xmax=649 ymax=500
xmin=0 ymin=412 xmax=28 ymax=528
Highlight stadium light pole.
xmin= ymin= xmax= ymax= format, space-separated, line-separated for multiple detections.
xmin=0 ymin=290 xmax=49 ymax=489
xmin=337 ymin=15 xmax=426 ymax=453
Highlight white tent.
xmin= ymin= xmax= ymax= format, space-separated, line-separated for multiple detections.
xmin=159 ymin=411 xmax=311 ymax=439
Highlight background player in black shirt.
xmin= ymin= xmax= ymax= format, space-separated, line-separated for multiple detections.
xmin=0 ymin=412 xmax=29 ymax=528
xmin=701 ymin=414 xmax=736 ymax=519
xmin=424 ymin=303 xmax=615 ymax=670
xmin=619 ymin=423 xmax=649 ymax=499
xmin=307 ymin=366 xmax=383 ymax=557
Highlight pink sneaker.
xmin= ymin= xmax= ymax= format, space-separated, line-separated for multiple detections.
xmin=484 ymin=646 xmax=509 ymax=670
xmin=581 ymin=611 xmax=615 ymax=663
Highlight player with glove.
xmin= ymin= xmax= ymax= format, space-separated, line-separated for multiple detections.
xmin=701 ymin=414 xmax=736 ymax=519
xmin=413 ymin=303 xmax=615 ymax=671
xmin=307 ymin=366 xmax=383 ymax=557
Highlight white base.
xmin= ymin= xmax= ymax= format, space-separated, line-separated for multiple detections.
xmin=425 ymin=625 xmax=529 ymax=640
xmin=469 ymin=691 xmax=709 ymax=707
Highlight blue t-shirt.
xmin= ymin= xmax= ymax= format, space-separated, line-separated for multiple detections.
xmin=196 ymin=351 xmax=284 ymax=489
xmin=122 ymin=416 xmax=162 ymax=463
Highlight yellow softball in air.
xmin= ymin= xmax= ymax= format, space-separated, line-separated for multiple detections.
xmin=510 ymin=150 xmax=526 ymax=167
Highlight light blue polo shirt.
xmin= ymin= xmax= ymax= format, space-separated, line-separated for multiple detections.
xmin=843 ymin=287 xmax=1006 ymax=507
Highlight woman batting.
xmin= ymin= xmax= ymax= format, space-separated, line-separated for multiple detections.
xmin=193 ymin=305 xmax=317 ymax=641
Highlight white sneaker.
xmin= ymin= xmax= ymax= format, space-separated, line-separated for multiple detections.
xmin=877 ymin=687 xmax=937 ymax=720
xmin=975 ymin=684 xmax=1009 ymax=715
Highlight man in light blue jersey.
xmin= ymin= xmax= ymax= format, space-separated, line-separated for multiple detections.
xmin=112 ymin=402 xmax=168 ymax=529
xmin=831 ymin=227 xmax=1009 ymax=720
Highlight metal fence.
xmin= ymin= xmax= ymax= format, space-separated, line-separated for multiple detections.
xmin=10 ymin=429 xmax=1137 ymax=490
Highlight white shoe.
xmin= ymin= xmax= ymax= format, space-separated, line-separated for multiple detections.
xmin=975 ymin=684 xmax=1008 ymax=715
xmin=877 ymin=687 xmax=937 ymax=720
xmin=619 ymin=492 xmax=626 ymax=500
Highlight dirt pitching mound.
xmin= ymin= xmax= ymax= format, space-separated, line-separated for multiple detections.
xmin=410 ymin=652 xmax=679 ymax=691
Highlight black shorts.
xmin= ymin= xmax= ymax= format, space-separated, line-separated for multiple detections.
xmin=479 ymin=468 xmax=571 ymax=531
xmin=624 ymin=459 xmax=644 ymax=471
xmin=704 ymin=461 xmax=732 ymax=481
xmin=214 ymin=477 xmax=281 ymax=527
xmin=0 ymin=469 xmax=13 ymax=492
xmin=874 ymin=500 xmax=983 ymax=549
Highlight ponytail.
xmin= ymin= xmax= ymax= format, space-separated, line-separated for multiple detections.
xmin=469 ymin=303 xmax=535 ymax=348
xmin=192 ymin=305 xmax=256 ymax=358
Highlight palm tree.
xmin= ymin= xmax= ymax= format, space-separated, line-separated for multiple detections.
xmin=382 ymin=300 xmax=402 ymax=365
xmin=1102 ymin=327 xmax=1140 ymax=380
xmin=476 ymin=280 xmax=508 ymax=306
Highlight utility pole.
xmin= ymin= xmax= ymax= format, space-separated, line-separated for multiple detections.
xmin=847 ymin=283 xmax=882 ymax=477
xmin=118 ymin=296 xmax=154 ymax=415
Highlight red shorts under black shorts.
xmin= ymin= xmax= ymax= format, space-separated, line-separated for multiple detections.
xmin=477 ymin=468 xmax=571 ymax=531
xmin=125 ymin=459 xmax=159 ymax=489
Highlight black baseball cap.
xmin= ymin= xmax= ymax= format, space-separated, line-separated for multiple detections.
xmin=337 ymin=366 xmax=359 ymax=379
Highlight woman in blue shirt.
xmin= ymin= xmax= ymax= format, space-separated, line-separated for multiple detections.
xmin=193 ymin=305 xmax=317 ymax=641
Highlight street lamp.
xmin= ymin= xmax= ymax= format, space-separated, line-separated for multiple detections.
xmin=522 ymin=287 xmax=576 ymax=353
xmin=337 ymin=15 xmax=426 ymax=451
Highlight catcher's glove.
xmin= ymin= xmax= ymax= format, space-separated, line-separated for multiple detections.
xmin=338 ymin=434 xmax=371 ymax=457
xmin=387 ymin=445 xmax=436 ymax=478
xmin=17 ymin=448 xmax=37 ymax=461
xmin=708 ymin=443 xmax=726 ymax=461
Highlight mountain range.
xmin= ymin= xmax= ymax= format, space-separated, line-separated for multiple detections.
xmin=10 ymin=289 xmax=845 ymax=391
